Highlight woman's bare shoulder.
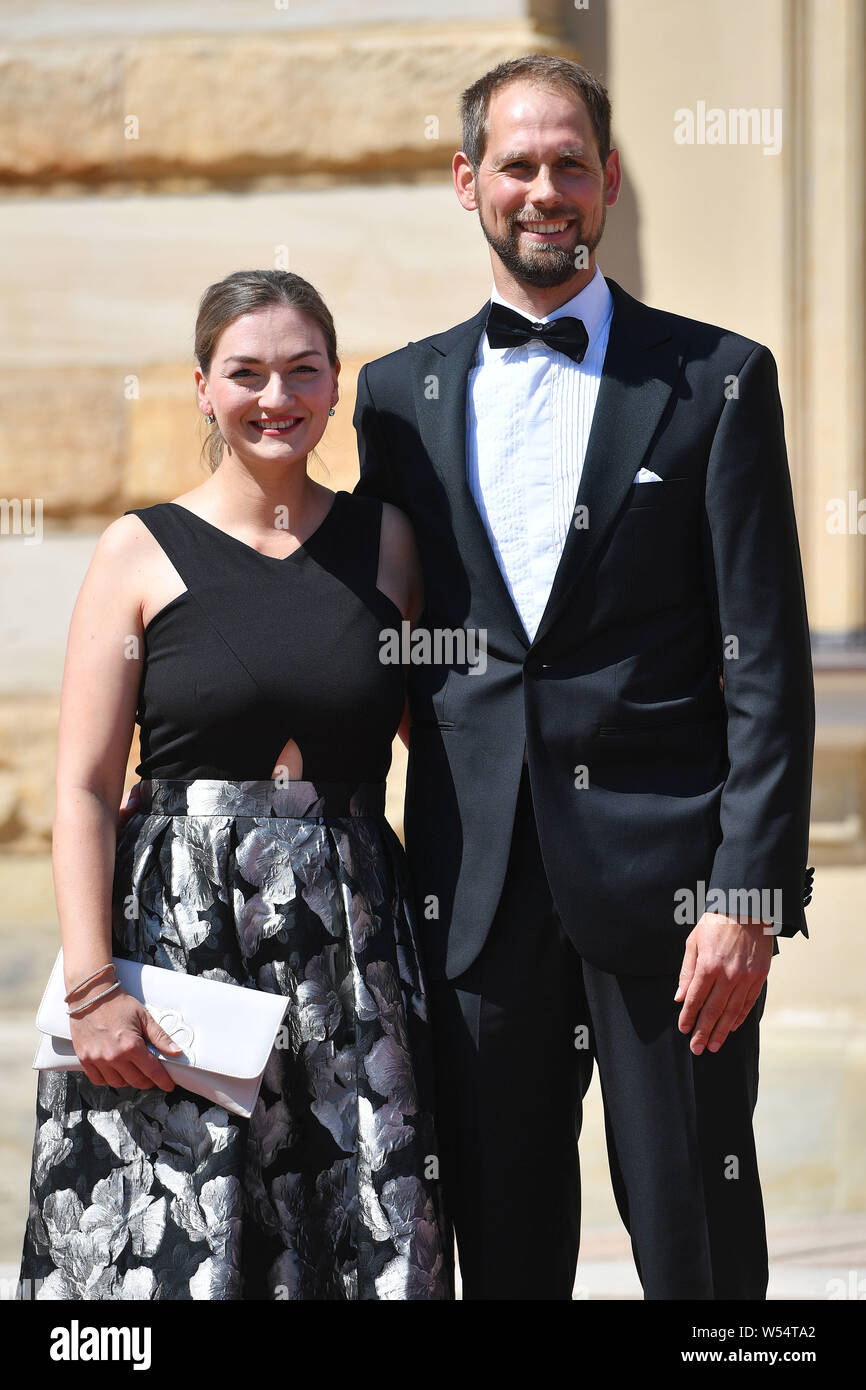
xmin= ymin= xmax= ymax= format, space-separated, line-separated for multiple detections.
xmin=82 ymin=514 xmax=167 ymax=604
xmin=94 ymin=512 xmax=163 ymax=561
xmin=96 ymin=512 xmax=144 ymax=544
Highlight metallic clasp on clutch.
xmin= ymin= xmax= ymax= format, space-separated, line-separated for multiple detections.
xmin=145 ymin=1006 xmax=196 ymax=1065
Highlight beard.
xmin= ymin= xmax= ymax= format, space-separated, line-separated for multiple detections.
xmin=478 ymin=200 xmax=606 ymax=289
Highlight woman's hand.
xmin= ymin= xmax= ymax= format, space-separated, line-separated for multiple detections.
xmin=69 ymin=987 xmax=183 ymax=1089
xmin=117 ymin=781 xmax=143 ymax=829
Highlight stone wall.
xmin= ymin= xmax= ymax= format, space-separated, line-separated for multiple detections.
xmin=0 ymin=3 xmax=584 ymax=849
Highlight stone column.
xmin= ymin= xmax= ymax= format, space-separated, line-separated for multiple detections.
xmin=788 ymin=0 xmax=866 ymax=647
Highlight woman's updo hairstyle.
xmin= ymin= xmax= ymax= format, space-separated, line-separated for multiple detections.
xmin=194 ymin=269 xmax=338 ymax=472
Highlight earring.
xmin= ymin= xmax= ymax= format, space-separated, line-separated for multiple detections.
xmin=205 ymin=413 xmax=216 ymax=425
xmin=329 ymin=407 xmax=336 ymax=417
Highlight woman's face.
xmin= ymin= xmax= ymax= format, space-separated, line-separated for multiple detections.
xmin=196 ymin=303 xmax=340 ymax=470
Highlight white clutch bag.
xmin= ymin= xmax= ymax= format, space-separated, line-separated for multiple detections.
xmin=34 ymin=951 xmax=290 ymax=1119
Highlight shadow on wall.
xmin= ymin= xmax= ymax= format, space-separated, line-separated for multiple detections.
xmin=561 ymin=0 xmax=642 ymax=298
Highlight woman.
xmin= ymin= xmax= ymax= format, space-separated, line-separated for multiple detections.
xmin=19 ymin=269 xmax=451 ymax=1301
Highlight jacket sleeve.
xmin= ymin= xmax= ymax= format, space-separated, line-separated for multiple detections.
xmin=702 ymin=343 xmax=814 ymax=936
xmin=352 ymin=362 xmax=402 ymax=506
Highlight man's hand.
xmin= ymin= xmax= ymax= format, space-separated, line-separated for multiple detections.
xmin=117 ymin=781 xmax=143 ymax=830
xmin=675 ymin=912 xmax=774 ymax=1055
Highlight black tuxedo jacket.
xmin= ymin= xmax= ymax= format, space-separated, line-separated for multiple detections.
xmin=353 ymin=277 xmax=814 ymax=981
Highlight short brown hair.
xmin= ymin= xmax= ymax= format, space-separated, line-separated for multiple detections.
xmin=460 ymin=54 xmax=612 ymax=172
xmin=194 ymin=269 xmax=338 ymax=472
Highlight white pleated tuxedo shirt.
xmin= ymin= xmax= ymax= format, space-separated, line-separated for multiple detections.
xmin=466 ymin=264 xmax=614 ymax=643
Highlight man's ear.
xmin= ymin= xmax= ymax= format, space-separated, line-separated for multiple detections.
xmin=603 ymin=147 xmax=622 ymax=208
xmin=453 ymin=151 xmax=478 ymax=212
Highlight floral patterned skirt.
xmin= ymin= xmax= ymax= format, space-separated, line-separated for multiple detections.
xmin=19 ymin=778 xmax=452 ymax=1301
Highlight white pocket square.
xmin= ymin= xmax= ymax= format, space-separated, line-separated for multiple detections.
xmin=634 ymin=468 xmax=663 ymax=483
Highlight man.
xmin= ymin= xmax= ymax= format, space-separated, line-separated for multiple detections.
xmin=353 ymin=54 xmax=814 ymax=1299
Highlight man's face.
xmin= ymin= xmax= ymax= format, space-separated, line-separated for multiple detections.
xmin=461 ymin=81 xmax=619 ymax=289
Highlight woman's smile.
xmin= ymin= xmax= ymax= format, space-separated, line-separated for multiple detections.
xmin=249 ymin=416 xmax=304 ymax=436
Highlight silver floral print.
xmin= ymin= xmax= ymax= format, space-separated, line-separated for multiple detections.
xmin=19 ymin=778 xmax=452 ymax=1301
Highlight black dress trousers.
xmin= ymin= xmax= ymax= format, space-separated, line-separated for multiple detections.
xmin=428 ymin=766 xmax=768 ymax=1300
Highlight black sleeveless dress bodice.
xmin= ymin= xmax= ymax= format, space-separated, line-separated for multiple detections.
xmin=127 ymin=491 xmax=406 ymax=783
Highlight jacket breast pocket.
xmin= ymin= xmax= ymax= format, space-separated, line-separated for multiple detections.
xmin=605 ymin=475 xmax=702 ymax=596
xmin=620 ymin=477 xmax=694 ymax=511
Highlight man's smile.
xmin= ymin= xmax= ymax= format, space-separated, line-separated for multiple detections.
xmin=514 ymin=217 xmax=576 ymax=243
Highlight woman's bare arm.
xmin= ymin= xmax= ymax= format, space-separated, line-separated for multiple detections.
xmin=377 ymin=503 xmax=424 ymax=750
xmin=53 ymin=515 xmax=180 ymax=1087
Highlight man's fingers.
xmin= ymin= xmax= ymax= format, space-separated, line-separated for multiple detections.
xmin=685 ymin=978 xmax=732 ymax=1053
xmin=703 ymin=984 xmax=750 ymax=1052
xmin=674 ymin=934 xmax=699 ymax=1003
xmin=730 ymin=979 xmax=765 ymax=1033
xmin=677 ymin=963 xmax=714 ymax=1033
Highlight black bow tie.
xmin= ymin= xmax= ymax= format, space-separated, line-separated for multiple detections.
xmin=485 ymin=301 xmax=589 ymax=364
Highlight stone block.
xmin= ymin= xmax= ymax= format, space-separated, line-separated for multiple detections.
xmin=0 ymin=370 xmax=123 ymax=518
xmin=0 ymin=698 xmax=57 ymax=852
xmin=1 ymin=25 xmax=575 ymax=185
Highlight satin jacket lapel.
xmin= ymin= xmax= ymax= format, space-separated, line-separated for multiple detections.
xmin=409 ymin=306 xmax=530 ymax=650
xmin=531 ymin=278 xmax=685 ymax=650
